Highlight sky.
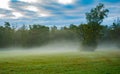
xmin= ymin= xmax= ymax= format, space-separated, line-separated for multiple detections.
xmin=0 ymin=0 xmax=120 ymax=27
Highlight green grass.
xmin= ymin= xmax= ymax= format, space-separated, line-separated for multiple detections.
xmin=0 ymin=51 xmax=120 ymax=74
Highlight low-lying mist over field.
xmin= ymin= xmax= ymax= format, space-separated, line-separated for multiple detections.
xmin=0 ymin=40 xmax=119 ymax=57
xmin=0 ymin=40 xmax=79 ymax=55
xmin=97 ymin=42 xmax=120 ymax=51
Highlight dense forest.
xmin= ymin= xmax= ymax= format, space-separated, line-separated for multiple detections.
xmin=0 ymin=3 xmax=120 ymax=51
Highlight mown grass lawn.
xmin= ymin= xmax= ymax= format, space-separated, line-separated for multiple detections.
xmin=0 ymin=51 xmax=120 ymax=74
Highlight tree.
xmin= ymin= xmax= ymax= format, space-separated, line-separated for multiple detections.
xmin=80 ymin=3 xmax=109 ymax=51
xmin=69 ymin=24 xmax=79 ymax=40
xmin=15 ymin=25 xmax=29 ymax=47
xmin=0 ymin=22 xmax=14 ymax=48
xmin=0 ymin=26 xmax=5 ymax=47
xmin=29 ymin=24 xmax=49 ymax=46
xmin=110 ymin=18 xmax=120 ymax=48
xmin=86 ymin=3 xmax=109 ymax=24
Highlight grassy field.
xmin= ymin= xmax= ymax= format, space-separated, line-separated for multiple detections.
xmin=0 ymin=50 xmax=120 ymax=74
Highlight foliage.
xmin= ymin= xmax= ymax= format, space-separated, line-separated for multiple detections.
xmin=86 ymin=3 xmax=109 ymax=24
xmin=0 ymin=22 xmax=14 ymax=48
xmin=28 ymin=25 xmax=49 ymax=46
xmin=110 ymin=18 xmax=120 ymax=48
xmin=80 ymin=3 xmax=109 ymax=51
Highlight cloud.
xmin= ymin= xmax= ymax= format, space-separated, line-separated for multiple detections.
xmin=12 ymin=11 xmax=23 ymax=19
xmin=0 ymin=0 xmax=12 ymax=10
xmin=19 ymin=0 xmax=38 ymax=3
xmin=0 ymin=14 xmax=5 ymax=18
xmin=24 ymin=5 xmax=51 ymax=17
xmin=0 ymin=0 xmax=120 ymax=27
xmin=8 ymin=1 xmax=51 ymax=19
xmin=25 ymin=6 xmax=39 ymax=12
xmin=58 ymin=0 xmax=75 ymax=5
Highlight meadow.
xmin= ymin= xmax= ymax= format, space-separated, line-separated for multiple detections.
xmin=0 ymin=50 xmax=120 ymax=74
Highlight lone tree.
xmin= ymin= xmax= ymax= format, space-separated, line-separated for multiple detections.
xmin=80 ymin=3 xmax=109 ymax=51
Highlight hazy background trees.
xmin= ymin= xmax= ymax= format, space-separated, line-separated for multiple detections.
xmin=110 ymin=18 xmax=120 ymax=48
xmin=28 ymin=25 xmax=49 ymax=47
xmin=0 ymin=22 xmax=14 ymax=48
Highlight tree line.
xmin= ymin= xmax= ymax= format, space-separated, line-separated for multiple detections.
xmin=0 ymin=3 xmax=120 ymax=51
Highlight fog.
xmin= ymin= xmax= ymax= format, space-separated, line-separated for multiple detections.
xmin=0 ymin=40 xmax=119 ymax=57
xmin=96 ymin=42 xmax=120 ymax=51
xmin=0 ymin=40 xmax=80 ymax=56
